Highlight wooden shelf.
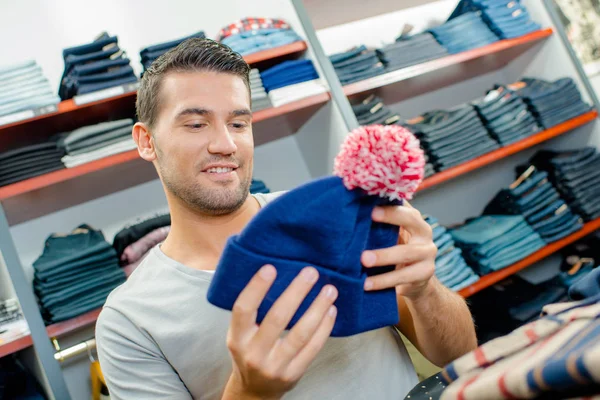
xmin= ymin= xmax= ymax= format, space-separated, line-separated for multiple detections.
xmin=244 ymin=41 xmax=307 ymax=65
xmin=343 ymin=29 xmax=554 ymax=97
xmin=46 ymin=308 xmax=103 ymax=339
xmin=459 ymin=218 xmax=600 ymax=298
xmin=418 ymin=110 xmax=599 ymax=192
xmin=0 ymin=334 xmax=33 ymax=359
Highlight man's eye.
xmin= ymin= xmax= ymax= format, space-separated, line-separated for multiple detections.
xmin=231 ymin=123 xmax=248 ymax=129
xmin=186 ymin=123 xmax=206 ymax=129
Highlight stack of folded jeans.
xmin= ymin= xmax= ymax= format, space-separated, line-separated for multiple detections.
xmin=472 ymin=85 xmax=541 ymax=145
xmin=218 ymin=18 xmax=303 ymax=56
xmin=377 ymin=33 xmax=448 ymax=72
xmin=404 ymin=104 xmax=499 ymax=172
xmin=528 ymin=147 xmax=600 ymax=221
xmin=451 ymin=215 xmax=546 ymax=275
xmin=120 ymin=226 xmax=170 ymax=267
xmin=58 ymin=119 xmax=135 ymax=168
xmin=484 ymin=166 xmax=583 ymax=243
xmin=59 ymin=33 xmax=137 ymax=100
xmin=329 ymin=45 xmax=385 ymax=85
xmin=260 ymin=60 xmax=326 ymax=107
xmin=426 ymin=215 xmax=480 ymax=291
xmin=351 ymin=95 xmax=402 ymax=126
xmin=250 ymin=69 xmax=272 ymax=112
xmin=113 ymin=213 xmax=171 ymax=261
xmin=250 ymin=178 xmax=270 ymax=194
xmin=0 ymin=60 xmax=60 ymax=118
xmin=449 ymin=0 xmax=541 ymax=39
xmin=33 ymin=224 xmax=126 ymax=324
xmin=140 ymin=31 xmax=205 ymax=73
xmin=0 ymin=138 xmax=65 ymax=187
xmin=512 ymin=77 xmax=592 ymax=129
xmin=429 ymin=12 xmax=499 ymax=54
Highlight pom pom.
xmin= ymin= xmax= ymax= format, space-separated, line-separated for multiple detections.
xmin=333 ymin=125 xmax=425 ymax=201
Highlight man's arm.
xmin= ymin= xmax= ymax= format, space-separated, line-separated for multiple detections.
xmin=361 ymin=204 xmax=477 ymax=367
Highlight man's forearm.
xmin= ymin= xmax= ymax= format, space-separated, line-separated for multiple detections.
xmin=398 ymin=278 xmax=477 ymax=367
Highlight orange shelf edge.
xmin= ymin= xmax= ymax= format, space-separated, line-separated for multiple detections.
xmin=244 ymin=41 xmax=308 ymax=65
xmin=0 ymin=334 xmax=34 ymax=358
xmin=46 ymin=308 xmax=103 ymax=338
xmin=343 ymin=28 xmax=554 ymax=96
xmin=419 ymin=110 xmax=599 ymax=192
xmin=459 ymin=218 xmax=600 ymax=298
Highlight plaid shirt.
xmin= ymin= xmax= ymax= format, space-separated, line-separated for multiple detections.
xmin=441 ymin=296 xmax=600 ymax=399
xmin=217 ymin=17 xmax=291 ymax=41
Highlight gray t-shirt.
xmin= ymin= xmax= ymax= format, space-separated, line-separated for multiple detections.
xmin=96 ymin=193 xmax=418 ymax=400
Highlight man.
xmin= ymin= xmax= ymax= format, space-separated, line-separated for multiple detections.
xmin=96 ymin=38 xmax=477 ymax=400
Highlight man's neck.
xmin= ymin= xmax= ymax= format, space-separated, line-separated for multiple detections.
xmin=160 ymin=195 xmax=261 ymax=271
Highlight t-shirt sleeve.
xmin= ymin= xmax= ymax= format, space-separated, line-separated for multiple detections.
xmin=96 ymin=306 xmax=193 ymax=400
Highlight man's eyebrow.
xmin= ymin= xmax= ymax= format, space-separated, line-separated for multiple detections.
xmin=176 ymin=108 xmax=213 ymax=119
xmin=230 ymin=109 xmax=252 ymax=117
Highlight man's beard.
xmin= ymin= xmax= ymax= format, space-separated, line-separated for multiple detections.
xmin=158 ymin=159 xmax=251 ymax=216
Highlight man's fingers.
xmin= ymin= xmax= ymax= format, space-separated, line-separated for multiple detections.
xmin=361 ymin=243 xmax=437 ymax=268
xmin=271 ymin=284 xmax=338 ymax=367
xmin=230 ymin=265 xmax=277 ymax=341
xmin=372 ymin=206 xmax=432 ymax=241
xmin=252 ymin=267 xmax=320 ymax=351
xmin=283 ymin=305 xmax=337 ymax=381
xmin=364 ymin=262 xmax=435 ymax=291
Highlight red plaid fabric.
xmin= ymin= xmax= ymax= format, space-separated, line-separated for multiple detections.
xmin=217 ymin=17 xmax=290 ymax=41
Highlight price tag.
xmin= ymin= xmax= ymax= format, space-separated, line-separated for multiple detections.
xmin=74 ymin=82 xmax=139 ymax=106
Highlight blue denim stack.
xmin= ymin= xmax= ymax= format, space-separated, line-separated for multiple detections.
xmin=377 ymin=33 xmax=448 ymax=72
xmin=219 ymin=25 xmax=302 ymax=56
xmin=33 ymin=224 xmax=126 ymax=324
xmin=260 ymin=60 xmax=318 ymax=92
xmin=484 ymin=167 xmax=583 ymax=243
xmin=0 ymin=137 xmax=65 ymax=187
xmin=250 ymin=179 xmax=270 ymax=194
xmin=512 ymin=77 xmax=592 ymax=129
xmin=529 ymin=147 xmax=600 ymax=222
xmin=451 ymin=215 xmax=546 ymax=275
xmin=329 ymin=45 xmax=385 ymax=85
xmin=472 ymin=85 xmax=541 ymax=146
xmin=0 ymin=60 xmax=60 ymax=118
xmin=59 ymin=33 xmax=137 ymax=100
xmin=140 ymin=31 xmax=205 ymax=73
xmin=449 ymin=0 xmax=541 ymax=39
xmin=351 ymin=95 xmax=402 ymax=126
xmin=250 ymin=69 xmax=272 ymax=112
xmin=429 ymin=12 xmax=499 ymax=54
xmin=404 ymin=104 xmax=500 ymax=172
xmin=426 ymin=215 xmax=480 ymax=291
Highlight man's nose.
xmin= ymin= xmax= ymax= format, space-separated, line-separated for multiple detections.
xmin=208 ymin=125 xmax=237 ymax=155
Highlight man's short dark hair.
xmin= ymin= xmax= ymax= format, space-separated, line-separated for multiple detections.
xmin=136 ymin=38 xmax=251 ymax=128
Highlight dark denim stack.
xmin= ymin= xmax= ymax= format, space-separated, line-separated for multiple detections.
xmin=113 ymin=214 xmax=171 ymax=259
xmin=59 ymin=33 xmax=137 ymax=100
xmin=260 ymin=60 xmax=318 ymax=92
xmin=351 ymin=95 xmax=402 ymax=126
xmin=140 ymin=31 xmax=205 ymax=73
xmin=404 ymin=104 xmax=499 ymax=172
xmin=512 ymin=77 xmax=592 ymax=129
xmin=429 ymin=12 xmax=499 ymax=54
xmin=0 ymin=137 xmax=65 ymax=187
xmin=329 ymin=45 xmax=385 ymax=85
xmin=472 ymin=85 xmax=541 ymax=146
xmin=377 ymin=33 xmax=448 ymax=72
xmin=451 ymin=215 xmax=546 ymax=275
xmin=528 ymin=148 xmax=600 ymax=221
xmin=0 ymin=60 xmax=60 ymax=118
xmin=250 ymin=68 xmax=272 ymax=112
xmin=426 ymin=215 xmax=479 ymax=291
xmin=250 ymin=178 xmax=270 ymax=194
xmin=484 ymin=166 xmax=583 ymax=243
xmin=33 ymin=225 xmax=126 ymax=324
xmin=449 ymin=0 xmax=541 ymax=39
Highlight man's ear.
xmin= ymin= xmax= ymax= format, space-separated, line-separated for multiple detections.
xmin=132 ymin=122 xmax=157 ymax=162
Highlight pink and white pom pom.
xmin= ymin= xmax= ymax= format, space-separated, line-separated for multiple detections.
xmin=333 ymin=124 xmax=425 ymax=201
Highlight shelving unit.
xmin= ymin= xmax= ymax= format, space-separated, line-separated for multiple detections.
xmin=1 ymin=1 xmax=599 ymax=399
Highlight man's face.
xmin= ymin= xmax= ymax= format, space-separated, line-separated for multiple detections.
xmin=151 ymin=71 xmax=253 ymax=215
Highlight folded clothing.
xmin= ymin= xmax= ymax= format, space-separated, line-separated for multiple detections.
xmin=0 ymin=60 xmax=59 ymax=118
xmin=484 ymin=167 xmax=583 ymax=243
xmin=429 ymin=12 xmax=499 ymax=54
xmin=449 ymin=0 xmax=542 ymax=39
xmin=121 ymin=225 xmax=170 ymax=266
xmin=140 ymin=31 xmax=206 ymax=72
xmin=32 ymin=224 xmax=125 ymax=324
xmin=113 ymin=213 xmax=171 ymax=257
xmin=0 ymin=138 xmax=65 ymax=187
xmin=250 ymin=178 xmax=270 ymax=194
xmin=378 ymin=32 xmax=448 ymax=72
xmin=352 ymin=95 xmax=402 ymax=126
xmin=59 ymin=32 xmax=137 ymax=100
xmin=451 ymin=215 xmax=546 ymax=275
xmin=218 ymin=17 xmax=302 ymax=56
xmin=528 ymin=147 xmax=600 ymax=221
xmin=260 ymin=59 xmax=319 ymax=92
xmin=426 ymin=215 xmax=479 ymax=291
xmin=250 ymin=69 xmax=272 ymax=112
xmin=329 ymin=45 xmax=385 ymax=85
xmin=510 ymin=77 xmax=592 ymax=129
xmin=267 ymin=79 xmax=327 ymax=107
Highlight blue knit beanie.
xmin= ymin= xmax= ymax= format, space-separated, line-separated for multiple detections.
xmin=207 ymin=125 xmax=425 ymax=336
